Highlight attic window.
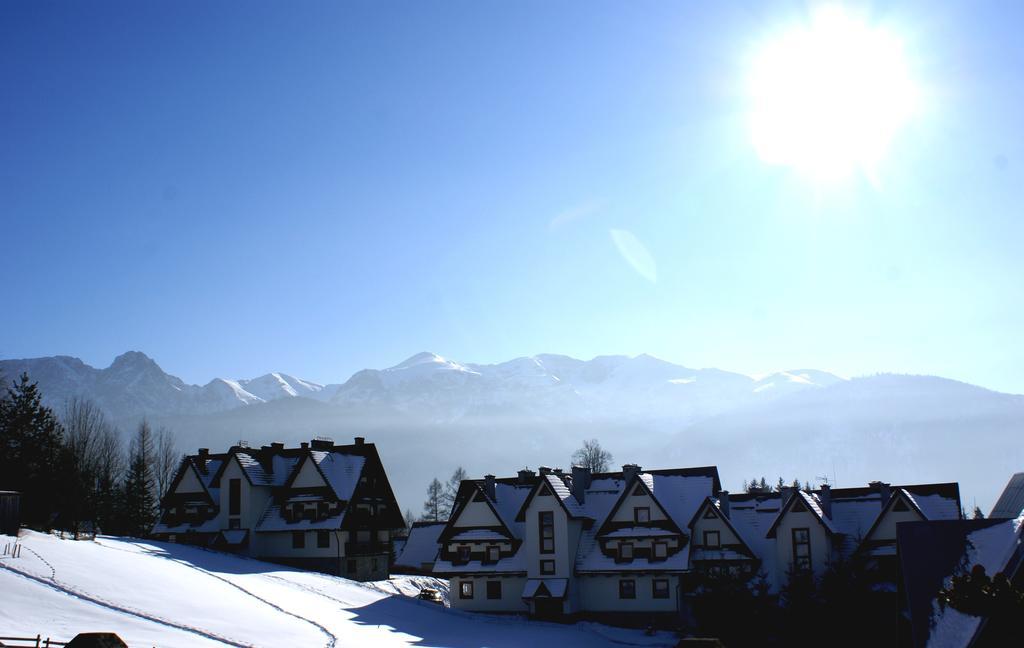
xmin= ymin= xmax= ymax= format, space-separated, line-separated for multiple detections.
xmin=634 ymin=507 xmax=650 ymax=523
xmin=791 ymin=498 xmax=807 ymax=513
xmin=473 ymin=491 xmax=487 ymax=502
xmin=538 ymin=484 xmax=552 ymax=497
xmin=703 ymin=508 xmax=718 ymax=519
xmin=893 ymin=498 xmax=910 ymax=512
xmin=632 ymin=484 xmax=645 ymax=496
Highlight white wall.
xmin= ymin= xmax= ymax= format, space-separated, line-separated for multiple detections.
xmin=578 ymin=574 xmax=678 ymax=612
xmin=215 ymin=458 xmax=271 ymax=537
xmin=453 ymin=500 xmax=501 ymax=527
xmin=449 ymin=576 xmax=529 ymax=613
xmin=523 ymin=498 xmax=574 ymax=579
xmin=773 ymin=508 xmax=831 ymax=586
xmin=291 ymin=459 xmax=327 ymax=489
xmin=175 ymin=466 xmax=204 ymax=494
xmin=257 ymin=530 xmax=347 ymax=558
xmin=871 ymin=503 xmax=923 ymax=541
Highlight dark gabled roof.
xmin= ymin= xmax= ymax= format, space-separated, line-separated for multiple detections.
xmin=440 ymin=481 xmax=518 ymax=544
xmin=594 ymin=473 xmax=686 ymax=537
xmin=686 ymin=496 xmax=757 ymax=557
xmin=513 ymin=474 xmax=587 ymax=522
xmin=765 ymin=490 xmax=835 ymax=538
xmin=162 ymin=457 xmax=215 ymax=506
xmin=587 ymin=466 xmax=721 ymax=493
xmin=858 ymin=488 xmax=928 ymax=548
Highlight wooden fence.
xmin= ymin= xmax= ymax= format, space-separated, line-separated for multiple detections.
xmin=0 ymin=635 xmax=67 ymax=647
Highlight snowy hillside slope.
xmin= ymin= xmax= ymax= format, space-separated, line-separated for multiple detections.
xmin=0 ymin=531 xmax=675 ymax=648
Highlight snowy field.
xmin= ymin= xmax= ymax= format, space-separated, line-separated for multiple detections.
xmin=0 ymin=531 xmax=676 ymax=648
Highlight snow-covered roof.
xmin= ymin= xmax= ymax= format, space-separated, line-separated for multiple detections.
xmin=310 ymin=451 xmax=365 ymax=501
xmin=255 ymin=504 xmax=347 ymax=532
xmin=523 ymin=578 xmax=568 ymax=599
xmin=543 ymin=474 xmax=588 ymax=518
xmin=395 ymin=523 xmax=446 ymax=569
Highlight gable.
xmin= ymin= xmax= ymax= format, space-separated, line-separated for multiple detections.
xmin=864 ymin=491 xmax=927 ymax=543
xmin=611 ymin=490 xmax=667 ymax=523
xmin=175 ymin=464 xmax=205 ymax=494
xmin=692 ymin=509 xmax=742 ymax=546
xmin=291 ymin=456 xmax=328 ymax=489
xmin=453 ymin=498 xmax=501 ymax=527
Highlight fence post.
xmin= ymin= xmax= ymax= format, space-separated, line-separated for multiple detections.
xmin=35 ymin=633 xmax=41 ymax=648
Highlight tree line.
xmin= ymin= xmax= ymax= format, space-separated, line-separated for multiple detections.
xmin=0 ymin=373 xmax=178 ymax=537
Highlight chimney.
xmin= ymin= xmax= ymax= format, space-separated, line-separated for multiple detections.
xmin=869 ymin=481 xmax=891 ymax=508
xmin=571 ymin=465 xmax=591 ymax=504
xmin=539 ymin=466 xmax=553 ymax=476
xmin=300 ymin=442 xmax=309 ymax=449
xmin=780 ymin=486 xmax=795 ymax=507
xmin=622 ymin=464 xmax=642 ymax=484
xmin=271 ymin=442 xmax=284 ymax=451
xmin=198 ymin=448 xmax=209 ymax=458
xmin=818 ymin=484 xmax=832 ymax=518
xmin=484 ymin=474 xmax=496 ymax=501
xmin=518 ymin=468 xmax=536 ymax=484
xmin=354 ymin=436 xmax=365 ymax=445
xmin=718 ymin=490 xmax=730 ymax=518
xmin=311 ymin=437 xmax=333 ymax=450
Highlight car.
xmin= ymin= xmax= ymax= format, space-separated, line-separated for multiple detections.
xmin=417 ymin=587 xmax=444 ymax=604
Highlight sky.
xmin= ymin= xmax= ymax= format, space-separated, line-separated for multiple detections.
xmin=2 ymin=1 xmax=1023 ymax=392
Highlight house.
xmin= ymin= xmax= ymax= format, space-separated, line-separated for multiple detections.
xmin=898 ymin=515 xmax=1024 ymax=648
xmin=433 ymin=463 xmax=962 ymax=623
xmin=393 ymin=521 xmax=446 ymax=575
xmin=688 ymin=481 xmax=962 ymax=589
xmin=151 ymin=436 xmax=404 ymax=581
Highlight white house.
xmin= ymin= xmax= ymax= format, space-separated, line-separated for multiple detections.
xmin=434 ymin=464 xmax=962 ymax=622
xmin=152 ymin=437 xmax=405 ymax=581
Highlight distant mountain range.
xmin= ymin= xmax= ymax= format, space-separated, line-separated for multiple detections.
xmin=2 ymin=351 xmax=1021 ymax=517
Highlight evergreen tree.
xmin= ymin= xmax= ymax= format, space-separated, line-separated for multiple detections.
xmin=121 ymin=420 xmax=157 ymax=537
xmin=972 ymin=506 xmax=986 ymax=520
xmin=422 ymin=477 xmax=444 ymax=522
xmin=0 ymin=373 xmax=67 ymax=527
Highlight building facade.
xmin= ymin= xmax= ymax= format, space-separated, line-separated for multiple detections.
xmin=434 ymin=463 xmax=961 ymax=622
xmin=152 ymin=437 xmax=404 ymax=581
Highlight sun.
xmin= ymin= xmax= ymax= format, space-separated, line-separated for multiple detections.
xmin=748 ymin=6 xmax=917 ymax=182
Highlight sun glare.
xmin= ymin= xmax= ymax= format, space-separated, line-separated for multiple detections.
xmin=748 ymin=6 xmax=917 ymax=182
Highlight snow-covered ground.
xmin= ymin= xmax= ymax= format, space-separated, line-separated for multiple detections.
xmin=0 ymin=531 xmax=675 ymax=648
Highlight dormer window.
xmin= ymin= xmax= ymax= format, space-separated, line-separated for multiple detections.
xmin=653 ymin=542 xmax=668 ymax=559
xmin=634 ymin=507 xmax=650 ymax=523
xmin=619 ymin=542 xmax=633 ymax=561
xmin=457 ymin=545 xmax=471 ymax=562
xmin=487 ymin=546 xmax=500 ymax=563
xmin=893 ymin=498 xmax=910 ymax=512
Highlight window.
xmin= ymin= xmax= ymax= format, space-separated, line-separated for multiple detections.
xmin=539 ymin=511 xmax=555 ymax=554
xmin=460 ymin=581 xmax=474 ymax=599
xmin=634 ymin=507 xmax=650 ymax=523
xmin=357 ymin=530 xmax=370 ymax=543
xmin=653 ymin=542 xmax=668 ymax=559
xmin=540 ymin=559 xmax=555 ymax=575
xmin=228 ymin=518 xmax=241 ymax=530
xmin=704 ymin=530 xmax=720 ymax=548
xmin=292 ymin=531 xmax=305 ymax=549
xmin=653 ymin=579 xmax=670 ymax=599
xmin=317 ymin=530 xmax=330 ymax=548
xmin=792 ymin=528 xmax=811 ymax=572
xmin=371 ymin=558 xmax=379 ymax=572
xmin=632 ymin=484 xmax=645 ymax=496
xmin=347 ymin=559 xmax=356 ymax=574
xmin=619 ymin=542 xmax=633 ymax=561
xmin=703 ymin=508 xmax=718 ymax=519
xmin=486 ymin=580 xmax=502 ymax=600
xmin=457 ymin=545 xmax=471 ymax=562
xmin=791 ymin=498 xmax=807 ymax=513
xmin=538 ymin=484 xmax=552 ymax=497
xmin=487 ymin=546 xmax=500 ymax=562
xmin=619 ymin=579 xmax=636 ymax=599
xmin=228 ymin=478 xmax=241 ymax=516
xmin=893 ymin=498 xmax=910 ymax=512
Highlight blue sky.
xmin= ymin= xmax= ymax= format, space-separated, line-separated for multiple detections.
xmin=2 ymin=1 xmax=1023 ymax=392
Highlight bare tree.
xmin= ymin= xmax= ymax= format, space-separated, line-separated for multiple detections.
xmin=403 ymin=508 xmax=416 ymax=529
xmin=153 ymin=426 xmax=179 ymax=505
xmin=422 ymin=478 xmax=445 ymax=522
xmin=61 ymin=398 xmax=122 ymax=536
xmin=572 ymin=439 xmax=613 ymax=473
xmin=442 ymin=466 xmax=467 ymax=517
